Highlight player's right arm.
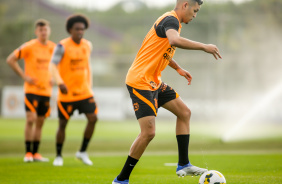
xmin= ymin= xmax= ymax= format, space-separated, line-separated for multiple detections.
xmin=49 ymin=44 xmax=68 ymax=94
xmin=166 ymin=29 xmax=222 ymax=60
xmin=6 ymin=49 xmax=36 ymax=85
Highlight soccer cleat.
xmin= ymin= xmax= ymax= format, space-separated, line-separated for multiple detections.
xmin=75 ymin=151 xmax=93 ymax=165
xmin=176 ymin=163 xmax=208 ymax=177
xmin=33 ymin=153 xmax=49 ymax=162
xmin=23 ymin=152 xmax=33 ymax=162
xmin=53 ymin=156 xmax=63 ymax=166
xmin=112 ymin=177 xmax=129 ymax=184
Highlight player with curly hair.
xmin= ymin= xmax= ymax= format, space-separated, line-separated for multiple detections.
xmin=50 ymin=14 xmax=98 ymax=166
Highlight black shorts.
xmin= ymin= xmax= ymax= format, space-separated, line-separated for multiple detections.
xmin=24 ymin=93 xmax=51 ymax=117
xmin=57 ymin=96 xmax=98 ymax=120
xmin=127 ymin=82 xmax=179 ymax=119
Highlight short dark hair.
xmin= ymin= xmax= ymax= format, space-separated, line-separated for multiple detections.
xmin=35 ymin=19 xmax=49 ymax=28
xmin=195 ymin=0 xmax=203 ymax=5
xmin=66 ymin=14 xmax=89 ymax=33
xmin=188 ymin=0 xmax=203 ymax=5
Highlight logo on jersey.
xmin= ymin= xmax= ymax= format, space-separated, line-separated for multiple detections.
xmin=150 ymin=81 xmax=157 ymax=89
xmin=163 ymin=46 xmax=176 ymax=61
xmin=72 ymin=91 xmax=86 ymax=96
xmin=67 ymin=105 xmax=73 ymax=113
xmin=133 ymin=102 xmax=139 ymax=111
xmin=33 ymin=100 xmax=38 ymax=108
xmin=36 ymin=59 xmax=49 ymax=64
xmin=161 ymin=83 xmax=168 ymax=92
xmin=70 ymin=59 xmax=85 ymax=71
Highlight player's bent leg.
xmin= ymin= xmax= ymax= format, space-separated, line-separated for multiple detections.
xmin=24 ymin=111 xmax=36 ymax=162
xmin=53 ymin=118 xmax=68 ymax=166
xmin=162 ymin=98 xmax=207 ymax=176
xmin=162 ymin=97 xmax=191 ymax=135
xmin=112 ymin=116 xmax=155 ymax=184
xmin=76 ymin=113 xmax=97 ymax=165
xmin=83 ymin=113 xmax=97 ymax=140
xmin=129 ymin=116 xmax=155 ymax=159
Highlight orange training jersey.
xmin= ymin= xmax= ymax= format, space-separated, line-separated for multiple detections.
xmin=57 ymin=37 xmax=93 ymax=102
xmin=126 ymin=10 xmax=182 ymax=91
xmin=14 ymin=39 xmax=56 ymax=96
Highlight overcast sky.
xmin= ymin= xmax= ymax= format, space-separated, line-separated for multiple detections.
xmin=48 ymin=0 xmax=251 ymax=11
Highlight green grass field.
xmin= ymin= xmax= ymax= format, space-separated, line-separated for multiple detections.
xmin=0 ymin=118 xmax=282 ymax=184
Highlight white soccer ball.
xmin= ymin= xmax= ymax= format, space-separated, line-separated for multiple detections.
xmin=198 ymin=170 xmax=226 ymax=184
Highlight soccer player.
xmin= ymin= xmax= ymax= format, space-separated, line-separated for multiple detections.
xmin=50 ymin=14 xmax=98 ymax=166
xmin=112 ymin=0 xmax=222 ymax=183
xmin=6 ymin=19 xmax=56 ymax=162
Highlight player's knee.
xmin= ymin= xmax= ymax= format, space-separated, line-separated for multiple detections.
xmin=142 ymin=131 xmax=155 ymax=141
xmin=59 ymin=119 xmax=68 ymax=130
xmin=147 ymin=131 xmax=155 ymax=140
xmin=88 ymin=114 xmax=98 ymax=125
xmin=35 ymin=117 xmax=45 ymax=128
xmin=26 ymin=120 xmax=33 ymax=127
xmin=26 ymin=117 xmax=36 ymax=125
xmin=58 ymin=124 xmax=66 ymax=131
xmin=180 ymin=106 xmax=191 ymax=120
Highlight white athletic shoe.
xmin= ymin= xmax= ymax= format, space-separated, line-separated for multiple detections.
xmin=33 ymin=153 xmax=49 ymax=162
xmin=76 ymin=151 xmax=93 ymax=165
xmin=24 ymin=152 xmax=33 ymax=162
xmin=53 ymin=156 xmax=63 ymax=166
xmin=176 ymin=163 xmax=208 ymax=177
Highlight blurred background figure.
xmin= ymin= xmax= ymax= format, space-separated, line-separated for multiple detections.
xmin=50 ymin=14 xmax=98 ymax=166
xmin=6 ymin=19 xmax=56 ymax=162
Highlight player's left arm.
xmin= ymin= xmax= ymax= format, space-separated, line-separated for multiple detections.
xmin=169 ymin=58 xmax=192 ymax=85
xmin=166 ymin=29 xmax=222 ymax=60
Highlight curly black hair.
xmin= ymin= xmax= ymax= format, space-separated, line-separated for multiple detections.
xmin=66 ymin=14 xmax=89 ymax=33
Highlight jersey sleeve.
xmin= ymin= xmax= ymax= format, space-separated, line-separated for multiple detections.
xmin=163 ymin=16 xmax=179 ymax=32
xmin=51 ymin=44 xmax=65 ymax=65
xmin=13 ymin=43 xmax=29 ymax=60
xmin=155 ymin=16 xmax=180 ymax=38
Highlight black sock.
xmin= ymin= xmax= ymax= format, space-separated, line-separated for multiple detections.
xmin=117 ymin=155 xmax=139 ymax=181
xmin=176 ymin=134 xmax=190 ymax=166
xmin=25 ymin=141 xmax=31 ymax=153
xmin=80 ymin=137 xmax=90 ymax=152
xmin=32 ymin=141 xmax=40 ymax=154
xmin=56 ymin=143 xmax=63 ymax=157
